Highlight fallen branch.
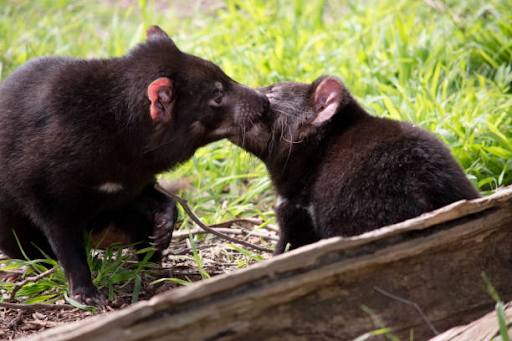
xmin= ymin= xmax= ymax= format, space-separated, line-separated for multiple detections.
xmin=167 ymin=270 xmax=225 ymax=277
xmin=9 ymin=268 xmax=57 ymax=301
xmin=163 ymin=245 xmax=210 ymax=257
xmin=430 ymin=301 xmax=512 ymax=341
xmin=172 ymin=227 xmax=279 ymax=242
xmin=155 ymin=184 xmax=272 ymax=253
xmin=0 ymin=301 xmax=75 ymax=311
xmin=209 ymin=218 xmax=280 ymax=234
xmin=147 ymin=268 xmax=226 ymax=277
xmin=209 ymin=217 xmax=264 ymax=228
xmin=263 ymin=224 xmax=280 ymax=233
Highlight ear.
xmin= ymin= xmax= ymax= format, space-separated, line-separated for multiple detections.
xmin=146 ymin=25 xmax=171 ymax=41
xmin=147 ymin=77 xmax=175 ymax=125
xmin=311 ymin=77 xmax=343 ymax=126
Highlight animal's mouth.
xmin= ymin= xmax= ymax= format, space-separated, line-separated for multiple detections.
xmin=225 ymin=86 xmax=274 ymax=145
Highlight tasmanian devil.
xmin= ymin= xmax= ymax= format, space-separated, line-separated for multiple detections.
xmin=0 ymin=26 xmax=268 ymax=305
xmin=230 ymin=76 xmax=479 ymax=254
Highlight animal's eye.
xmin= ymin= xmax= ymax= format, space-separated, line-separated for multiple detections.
xmin=209 ymin=92 xmax=224 ymax=107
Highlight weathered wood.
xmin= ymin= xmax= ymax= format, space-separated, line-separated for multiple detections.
xmin=22 ymin=186 xmax=512 ymax=341
xmin=430 ymin=301 xmax=512 ymax=341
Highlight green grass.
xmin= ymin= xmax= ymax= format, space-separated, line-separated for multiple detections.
xmin=0 ymin=233 xmax=158 ymax=309
xmin=0 ymin=0 xmax=511 ymax=304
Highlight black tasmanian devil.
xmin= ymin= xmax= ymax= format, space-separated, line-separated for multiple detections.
xmin=0 ymin=26 xmax=268 ymax=305
xmin=230 ymin=76 xmax=479 ymax=254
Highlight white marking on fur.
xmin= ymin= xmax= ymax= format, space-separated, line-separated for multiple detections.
xmin=97 ymin=182 xmax=124 ymax=193
xmin=294 ymin=202 xmax=318 ymax=229
xmin=275 ymin=195 xmax=317 ymax=228
xmin=307 ymin=203 xmax=317 ymax=229
xmin=275 ymin=195 xmax=288 ymax=208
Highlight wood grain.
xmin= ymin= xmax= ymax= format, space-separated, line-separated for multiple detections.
xmin=430 ymin=302 xmax=512 ymax=341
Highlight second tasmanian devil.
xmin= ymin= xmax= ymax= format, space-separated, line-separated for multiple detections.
xmin=230 ymin=76 xmax=479 ymax=254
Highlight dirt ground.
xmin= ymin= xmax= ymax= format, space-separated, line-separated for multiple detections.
xmin=0 ymin=219 xmax=276 ymax=340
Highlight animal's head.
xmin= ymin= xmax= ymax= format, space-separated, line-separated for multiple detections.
xmin=129 ymin=26 xmax=268 ymax=157
xmin=229 ymin=76 xmax=353 ymax=162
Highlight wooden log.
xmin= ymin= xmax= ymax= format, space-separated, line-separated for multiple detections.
xmin=430 ymin=301 xmax=512 ymax=341
xmin=23 ymin=185 xmax=512 ymax=341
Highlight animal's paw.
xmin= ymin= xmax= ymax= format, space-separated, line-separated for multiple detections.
xmin=70 ymin=285 xmax=107 ymax=307
xmin=150 ymin=210 xmax=175 ymax=250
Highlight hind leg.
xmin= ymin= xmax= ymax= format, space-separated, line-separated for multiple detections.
xmin=89 ymin=184 xmax=177 ymax=262
xmin=274 ymin=205 xmax=320 ymax=255
xmin=0 ymin=207 xmax=53 ymax=260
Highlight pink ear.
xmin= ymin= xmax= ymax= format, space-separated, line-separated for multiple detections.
xmin=148 ymin=78 xmax=174 ymax=123
xmin=146 ymin=26 xmax=170 ymax=40
xmin=311 ymin=77 xmax=343 ymax=126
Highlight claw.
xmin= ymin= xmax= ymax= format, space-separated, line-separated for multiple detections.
xmin=71 ymin=287 xmax=107 ymax=307
xmin=156 ymin=220 xmax=168 ymax=228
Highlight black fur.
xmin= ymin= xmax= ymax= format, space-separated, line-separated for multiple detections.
xmin=0 ymin=26 xmax=268 ymax=305
xmin=230 ymin=76 xmax=479 ymax=254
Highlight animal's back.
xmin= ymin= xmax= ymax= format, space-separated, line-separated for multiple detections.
xmin=0 ymin=56 xmax=132 ymax=216
xmin=0 ymin=57 xmax=65 ymax=191
xmin=313 ymin=115 xmax=479 ymax=237
xmin=0 ymin=56 xmax=91 ymax=151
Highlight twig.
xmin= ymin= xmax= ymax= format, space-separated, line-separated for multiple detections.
xmin=209 ymin=217 xmax=264 ymax=228
xmin=210 ymin=218 xmax=280 ymax=234
xmin=262 ymin=224 xmax=280 ymax=233
xmin=172 ymin=227 xmax=279 ymax=242
xmin=0 ymin=301 xmax=75 ymax=311
xmin=164 ymin=243 xmax=212 ymax=256
xmin=374 ymin=286 xmax=439 ymax=336
xmin=149 ymin=268 xmax=225 ymax=277
xmin=9 ymin=268 xmax=56 ymax=301
xmin=241 ymin=227 xmax=280 ymax=242
xmin=155 ymin=184 xmax=272 ymax=253
xmin=168 ymin=270 xmax=225 ymax=277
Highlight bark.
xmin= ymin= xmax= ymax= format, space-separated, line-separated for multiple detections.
xmin=430 ymin=301 xmax=512 ymax=341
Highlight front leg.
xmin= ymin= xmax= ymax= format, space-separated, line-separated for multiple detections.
xmin=274 ymin=203 xmax=320 ymax=255
xmin=131 ymin=184 xmax=177 ymax=261
xmin=43 ymin=220 xmax=107 ymax=306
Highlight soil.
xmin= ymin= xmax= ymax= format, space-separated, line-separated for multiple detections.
xmin=0 ymin=219 xmax=276 ymax=340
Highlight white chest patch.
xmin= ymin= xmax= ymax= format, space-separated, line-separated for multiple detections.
xmin=96 ymin=182 xmax=124 ymax=193
xmin=275 ymin=195 xmax=288 ymax=208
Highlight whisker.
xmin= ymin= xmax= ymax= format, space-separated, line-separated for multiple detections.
xmin=270 ymin=108 xmax=294 ymax=118
xmin=282 ymin=137 xmax=294 ymax=174
xmin=271 ymin=103 xmax=309 ymax=115
xmin=241 ymin=123 xmax=247 ymax=147
xmin=141 ymin=135 xmax=181 ymax=154
xmin=268 ymin=127 xmax=277 ymax=155
xmin=282 ymin=135 xmax=303 ymax=144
